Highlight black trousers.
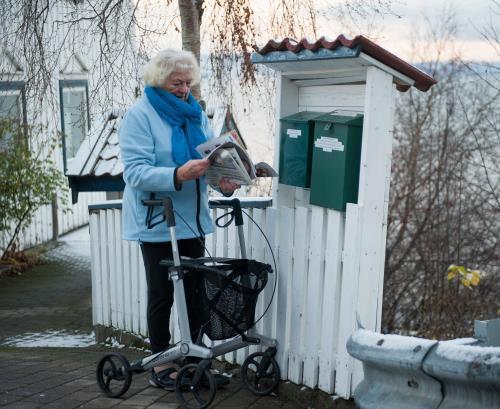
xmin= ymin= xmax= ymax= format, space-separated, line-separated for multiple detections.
xmin=140 ymin=238 xmax=205 ymax=354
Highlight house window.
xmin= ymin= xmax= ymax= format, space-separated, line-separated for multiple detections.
xmin=59 ymin=80 xmax=90 ymax=169
xmin=0 ymin=81 xmax=26 ymax=150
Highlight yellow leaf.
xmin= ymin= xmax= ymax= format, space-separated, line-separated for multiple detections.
xmin=445 ymin=264 xmax=485 ymax=289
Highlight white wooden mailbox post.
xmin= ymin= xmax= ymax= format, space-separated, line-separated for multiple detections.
xmin=251 ymin=35 xmax=436 ymax=397
xmin=88 ymin=34 xmax=436 ymax=400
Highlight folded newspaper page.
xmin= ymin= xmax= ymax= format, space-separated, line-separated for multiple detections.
xmin=196 ymin=130 xmax=277 ymax=186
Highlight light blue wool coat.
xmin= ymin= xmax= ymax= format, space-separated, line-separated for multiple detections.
xmin=118 ymin=95 xmax=215 ymax=242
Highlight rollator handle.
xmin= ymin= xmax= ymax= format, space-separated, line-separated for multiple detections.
xmin=209 ymin=198 xmax=244 ymax=226
xmin=230 ymin=198 xmax=244 ymax=227
xmin=162 ymin=197 xmax=176 ymax=227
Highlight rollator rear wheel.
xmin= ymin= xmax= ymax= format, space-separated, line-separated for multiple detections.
xmin=96 ymin=353 xmax=132 ymax=398
xmin=175 ymin=363 xmax=216 ymax=409
xmin=242 ymin=351 xmax=280 ymax=396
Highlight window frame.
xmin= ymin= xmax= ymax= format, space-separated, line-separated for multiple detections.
xmin=59 ymin=79 xmax=90 ymax=171
xmin=0 ymin=81 xmax=27 ymax=127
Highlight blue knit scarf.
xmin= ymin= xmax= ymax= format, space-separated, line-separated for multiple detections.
xmin=145 ymin=86 xmax=206 ymax=165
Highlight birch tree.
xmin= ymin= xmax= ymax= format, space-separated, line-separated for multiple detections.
xmin=0 ymin=0 xmax=395 ymax=105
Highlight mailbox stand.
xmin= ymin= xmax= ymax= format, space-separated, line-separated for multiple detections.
xmin=252 ymin=35 xmax=436 ymax=397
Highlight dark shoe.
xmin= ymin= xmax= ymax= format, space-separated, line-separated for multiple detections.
xmin=149 ymin=368 xmax=176 ymax=391
xmin=213 ymin=373 xmax=230 ymax=388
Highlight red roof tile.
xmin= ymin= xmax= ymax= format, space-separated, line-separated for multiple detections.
xmin=256 ymin=35 xmax=437 ymax=92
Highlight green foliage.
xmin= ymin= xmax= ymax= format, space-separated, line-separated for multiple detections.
xmin=0 ymin=118 xmax=67 ymax=259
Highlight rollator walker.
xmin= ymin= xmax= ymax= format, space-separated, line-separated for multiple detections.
xmin=96 ymin=197 xmax=280 ymax=409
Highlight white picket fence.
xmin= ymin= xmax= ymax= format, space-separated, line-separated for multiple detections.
xmin=89 ymin=196 xmax=373 ymax=398
xmin=0 ymin=191 xmax=106 ymax=253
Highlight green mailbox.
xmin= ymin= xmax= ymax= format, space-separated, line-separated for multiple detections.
xmin=309 ymin=113 xmax=364 ymax=211
xmin=279 ymin=111 xmax=324 ymax=188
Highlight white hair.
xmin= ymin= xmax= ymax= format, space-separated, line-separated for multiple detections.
xmin=142 ymin=49 xmax=200 ymax=87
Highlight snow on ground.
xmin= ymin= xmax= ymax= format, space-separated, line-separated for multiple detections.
xmin=58 ymin=226 xmax=91 ymax=258
xmin=3 ymin=330 xmax=95 ymax=347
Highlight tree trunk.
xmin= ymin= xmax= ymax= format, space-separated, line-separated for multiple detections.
xmin=178 ymin=0 xmax=202 ymax=100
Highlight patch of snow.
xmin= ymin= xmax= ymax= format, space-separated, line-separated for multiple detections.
xmin=59 ymin=226 xmax=90 ymax=242
xmin=434 ymin=343 xmax=500 ymax=364
xmin=102 ymin=336 xmax=125 ymax=349
xmin=352 ymin=329 xmax=436 ymax=351
xmin=129 ymin=345 xmax=150 ymax=352
xmin=59 ymin=226 xmax=91 ymax=258
xmin=441 ymin=337 xmax=477 ymax=346
xmin=351 ymin=330 xmax=500 ymax=366
xmin=2 ymin=330 xmax=95 ymax=347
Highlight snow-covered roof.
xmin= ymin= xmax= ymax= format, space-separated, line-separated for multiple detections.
xmin=66 ymin=106 xmax=244 ymax=203
xmin=66 ymin=112 xmax=123 ymax=179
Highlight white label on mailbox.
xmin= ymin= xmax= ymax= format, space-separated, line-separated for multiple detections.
xmin=315 ymin=136 xmax=344 ymax=152
xmin=287 ymin=128 xmax=301 ymax=138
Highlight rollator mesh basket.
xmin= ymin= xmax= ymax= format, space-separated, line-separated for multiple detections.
xmin=186 ymin=259 xmax=271 ymax=340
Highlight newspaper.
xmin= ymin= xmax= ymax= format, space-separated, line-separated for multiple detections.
xmin=196 ymin=130 xmax=277 ymax=187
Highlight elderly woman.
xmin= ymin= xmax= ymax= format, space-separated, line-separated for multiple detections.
xmin=119 ymin=49 xmax=238 ymax=390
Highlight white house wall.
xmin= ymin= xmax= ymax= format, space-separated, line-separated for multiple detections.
xmin=1 ymin=1 xmax=137 ymax=251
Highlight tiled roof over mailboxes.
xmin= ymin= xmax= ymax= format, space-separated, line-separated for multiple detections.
xmin=252 ymin=34 xmax=437 ymax=92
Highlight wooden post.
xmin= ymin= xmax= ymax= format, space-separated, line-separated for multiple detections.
xmin=51 ymin=194 xmax=58 ymax=240
xmin=356 ymin=66 xmax=394 ymax=333
xmin=335 ymin=66 xmax=395 ymax=397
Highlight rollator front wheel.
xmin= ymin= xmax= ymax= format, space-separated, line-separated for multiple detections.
xmin=242 ymin=351 xmax=280 ymax=396
xmin=96 ymin=353 xmax=132 ymax=398
xmin=175 ymin=363 xmax=216 ymax=409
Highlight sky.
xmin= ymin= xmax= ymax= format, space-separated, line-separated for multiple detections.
xmin=133 ymin=0 xmax=498 ymax=175
xmin=371 ymin=0 xmax=499 ymax=61
xmin=137 ymin=0 xmax=498 ymax=63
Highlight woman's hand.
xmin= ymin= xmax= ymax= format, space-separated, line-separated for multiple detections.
xmin=219 ymin=178 xmax=240 ymax=195
xmin=177 ymin=158 xmax=211 ymax=182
